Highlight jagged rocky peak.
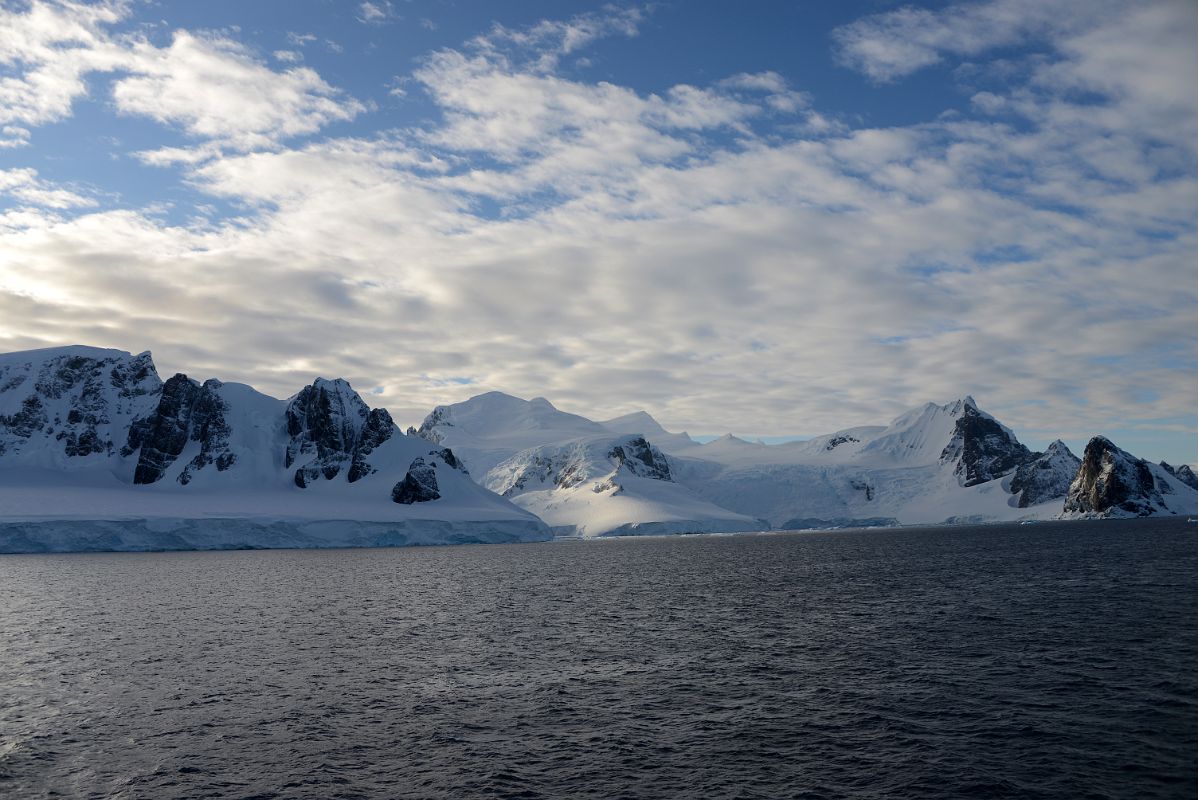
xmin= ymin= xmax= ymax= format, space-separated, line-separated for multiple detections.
xmin=125 ymin=373 xmax=235 ymax=485
xmin=391 ymin=448 xmax=467 ymax=504
xmin=1009 ymin=439 xmax=1081 ymax=508
xmin=939 ymin=398 xmax=1032 ymax=486
xmin=1064 ymin=436 xmax=1164 ymax=517
xmin=1160 ymin=461 xmax=1198 ymax=491
xmin=415 ymin=405 xmax=451 ymax=443
xmin=286 ymin=378 xmax=397 ymax=488
xmin=608 ymin=436 xmax=672 ymax=481
xmin=346 ymin=407 xmax=395 ymax=483
xmin=486 ymin=434 xmax=674 ymax=498
xmin=0 ymin=345 xmax=161 ymax=461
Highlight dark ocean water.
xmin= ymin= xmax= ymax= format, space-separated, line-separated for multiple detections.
xmin=2 ymin=519 xmax=1197 ymax=799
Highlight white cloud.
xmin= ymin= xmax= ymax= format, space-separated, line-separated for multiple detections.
xmin=0 ymin=0 xmax=126 ymax=128
xmin=0 ymin=125 xmax=31 ymax=148
xmin=831 ymin=0 xmax=1121 ymax=82
xmin=273 ymin=49 xmax=302 ymax=63
xmin=0 ymin=2 xmax=364 ymax=151
xmin=112 ymin=31 xmax=365 ymax=149
xmin=357 ymin=2 xmax=393 ymax=25
xmin=0 ymin=168 xmax=97 ymax=209
xmin=0 ymin=2 xmax=1194 ymax=451
xmin=287 ymin=31 xmax=316 ymax=46
xmin=469 ymin=5 xmax=644 ymax=73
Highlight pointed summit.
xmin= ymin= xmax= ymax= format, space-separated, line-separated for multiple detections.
xmin=1064 ymin=436 xmax=1168 ymax=517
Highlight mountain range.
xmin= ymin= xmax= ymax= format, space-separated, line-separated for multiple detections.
xmin=1 ymin=345 xmax=1195 ymax=552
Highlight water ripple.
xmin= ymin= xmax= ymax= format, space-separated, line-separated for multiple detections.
xmin=1 ymin=518 xmax=1197 ymax=798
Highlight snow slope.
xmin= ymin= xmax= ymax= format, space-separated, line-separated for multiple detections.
xmin=668 ymin=397 xmax=1073 ymax=527
xmin=416 ymin=394 xmax=760 ymax=537
xmin=485 ymin=434 xmax=761 ymax=537
xmin=0 ymin=347 xmax=550 ymax=552
xmin=416 ymin=392 xmax=1104 ymax=530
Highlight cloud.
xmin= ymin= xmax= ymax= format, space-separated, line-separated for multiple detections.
xmin=409 ymin=23 xmax=812 ymax=205
xmin=0 ymin=168 xmax=97 ymax=209
xmin=468 ymin=5 xmax=645 ymax=72
xmin=273 ymin=49 xmax=302 ymax=63
xmin=830 ymin=0 xmax=1120 ymax=82
xmin=0 ymin=125 xmax=31 ymax=148
xmin=0 ymin=0 xmax=126 ymax=129
xmin=112 ymin=31 xmax=365 ymax=149
xmin=0 ymin=2 xmax=364 ymax=151
xmin=357 ymin=2 xmax=393 ymax=25
xmin=0 ymin=2 xmax=1194 ymax=452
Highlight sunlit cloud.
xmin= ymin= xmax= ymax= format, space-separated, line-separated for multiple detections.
xmin=0 ymin=0 xmax=1193 ymax=458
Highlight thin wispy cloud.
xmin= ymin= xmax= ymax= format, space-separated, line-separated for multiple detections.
xmin=356 ymin=2 xmax=394 ymax=26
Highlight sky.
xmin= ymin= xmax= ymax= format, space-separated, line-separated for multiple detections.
xmin=0 ymin=0 xmax=1195 ymax=464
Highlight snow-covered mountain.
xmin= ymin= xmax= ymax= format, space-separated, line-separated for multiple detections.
xmin=599 ymin=410 xmax=699 ymax=453
xmin=415 ymin=391 xmax=608 ymax=477
xmin=414 ymin=393 xmax=759 ymax=537
xmin=1159 ymin=461 xmax=1198 ymax=492
xmin=5 ymin=345 xmax=1192 ymax=549
xmin=0 ymin=346 xmax=550 ymax=552
xmin=1062 ymin=436 xmax=1198 ymax=518
xmin=417 ymin=392 xmax=1176 ymax=530
xmin=1009 ymin=440 xmax=1081 ymax=508
xmin=668 ymin=397 xmax=1080 ymax=527
xmin=485 ymin=434 xmax=760 ymax=537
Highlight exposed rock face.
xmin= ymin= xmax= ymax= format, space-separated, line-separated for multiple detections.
xmin=608 ymin=436 xmax=672 ymax=481
xmin=1064 ymin=436 xmax=1163 ymax=516
xmin=286 ymin=378 xmax=372 ymax=487
xmin=940 ymin=401 xmax=1032 ymax=487
xmin=1009 ymin=440 xmax=1081 ymax=508
xmin=1160 ymin=462 xmax=1198 ymax=492
xmin=346 ymin=408 xmax=395 ymax=483
xmin=178 ymin=380 xmax=235 ymax=485
xmin=488 ymin=435 xmax=673 ymax=498
xmin=125 ymin=374 xmax=234 ymax=485
xmin=414 ymin=406 xmax=450 ymax=444
xmin=392 ymin=457 xmax=440 ymax=503
xmin=390 ymin=449 xmax=465 ymax=504
xmin=0 ymin=349 xmax=160 ymax=460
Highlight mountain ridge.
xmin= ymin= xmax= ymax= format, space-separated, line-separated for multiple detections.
xmin=0 ymin=346 xmax=551 ymax=552
xmin=3 ymin=344 xmax=1195 ymax=552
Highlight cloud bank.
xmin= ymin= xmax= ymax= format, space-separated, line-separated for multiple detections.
xmin=0 ymin=1 xmax=1195 ymax=453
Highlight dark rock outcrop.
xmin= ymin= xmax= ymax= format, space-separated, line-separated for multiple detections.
xmin=392 ymin=457 xmax=441 ymax=503
xmin=1 ymin=350 xmax=160 ymax=460
xmin=608 ymin=436 xmax=672 ymax=481
xmin=346 ymin=408 xmax=395 ymax=483
xmin=286 ymin=379 xmax=371 ymax=487
xmin=414 ymin=406 xmax=450 ymax=444
xmin=1063 ymin=436 xmax=1164 ymax=516
xmin=390 ymin=448 xmax=468 ymax=503
xmin=126 ymin=374 xmax=234 ymax=485
xmin=178 ymin=380 xmax=235 ymax=485
xmin=1160 ymin=461 xmax=1198 ymax=492
xmin=940 ymin=401 xmax=1032 ymax=487
xmin=1009 ymin=440 xmax=1081 ymax=508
